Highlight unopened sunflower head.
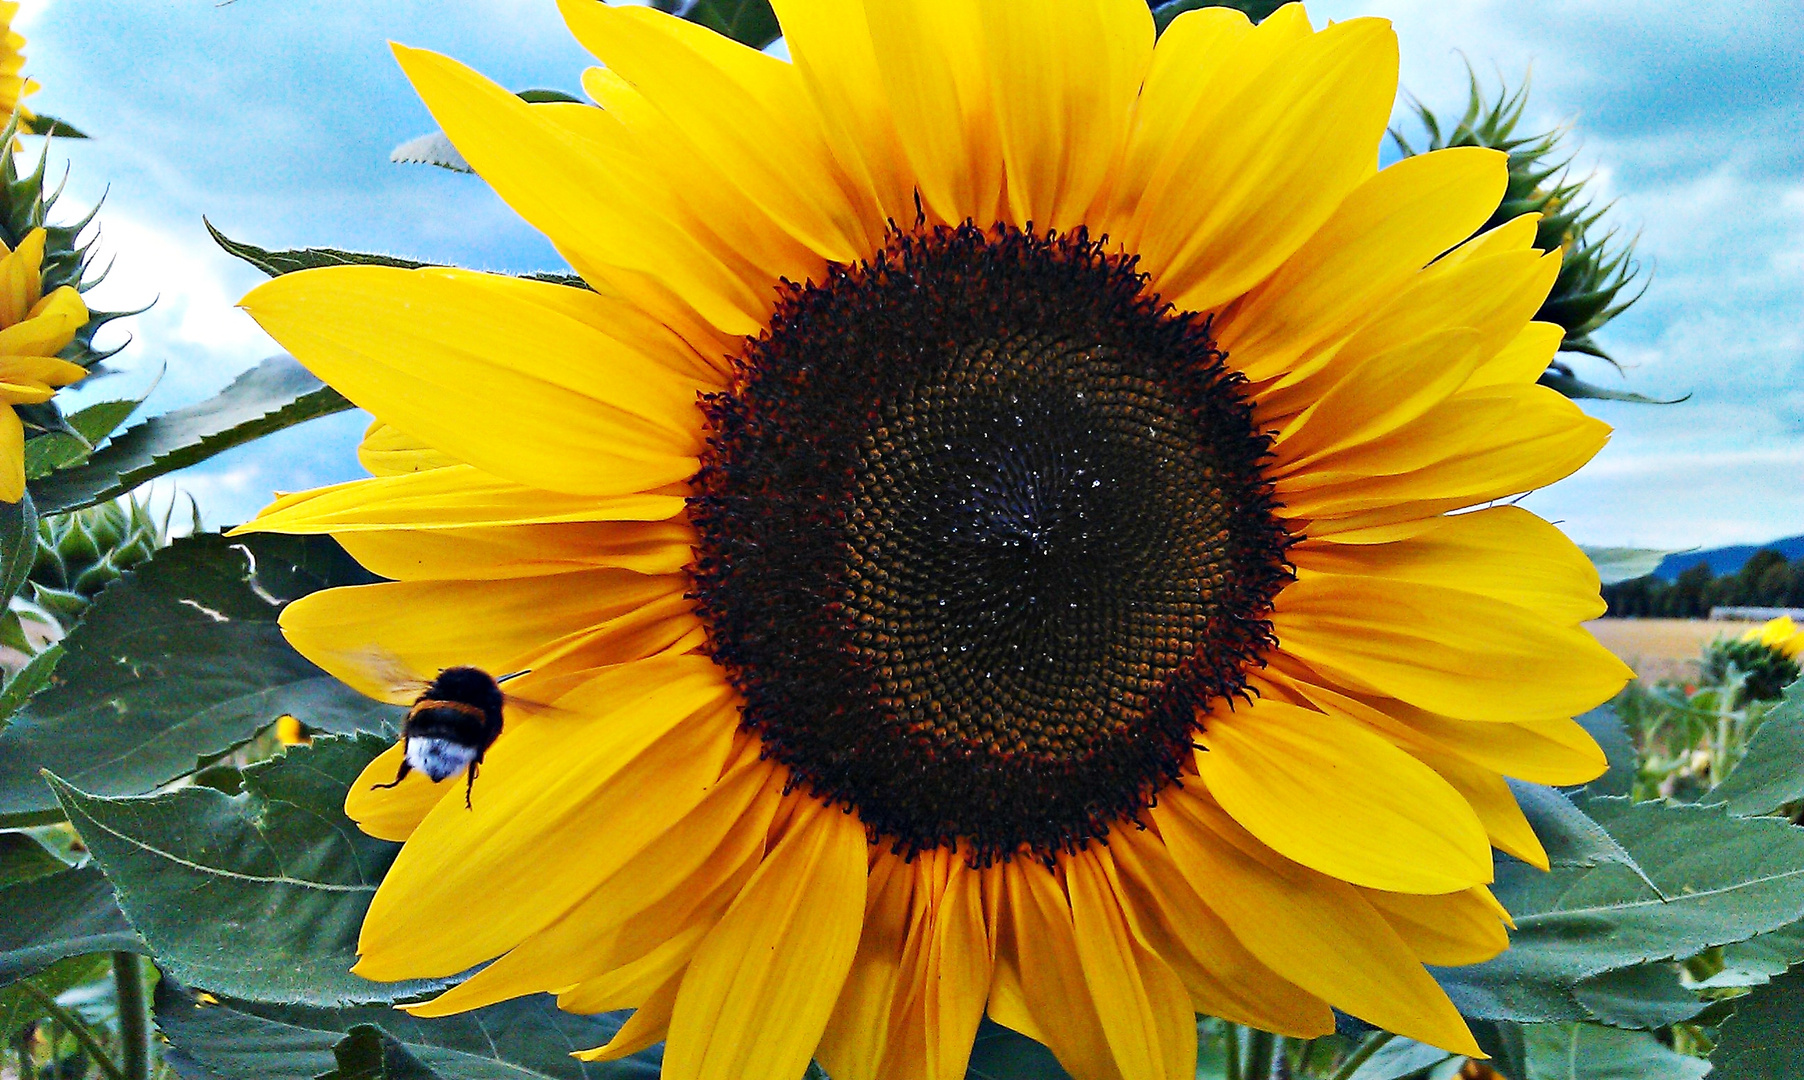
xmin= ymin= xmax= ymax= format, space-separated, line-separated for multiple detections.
xmin=1703 ymin=616 xmax=1804 ymax=705
xmin=232 ymin=3 xmax=1630 ymax=1076
xmin=1394 ymin=66 xmax=1646 ymax=364
xmin=27 ymin=495 xmax=168 ymax=626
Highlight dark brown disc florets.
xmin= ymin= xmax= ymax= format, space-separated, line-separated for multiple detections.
xmin=688 ymin=222 xmax=1291 ymax=863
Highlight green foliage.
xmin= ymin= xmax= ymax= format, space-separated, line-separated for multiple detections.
xmin=1582 ymin=547 xmax=1679 ymax=588
xmin=152 ymin=982 xmax=661 ymax=1080
xmin=966 ymin=1020 xmax=1072 ymax=1079
xmin=1706 ymin=679 xmax=1804 ymax=816
xmin=1392 ymin=70 xmax=1648 ymax=366
xmin=204 ymin=218 xmax=431 ymax=276
xmin=30 ymin=357 xmax=353 ymax=517
xmin=1603 ymin=547 xmax=1804 ymax=616
xmin=1151 ymin=0 xmax=1288 ymax=31
xmin=1708 ymin=966 xmax=1804 ymax=1079
xmin=669 ymin=0 xmax=780 ymax=49
xmin=1519 ymin=1023 xmax=1710 ymax=1079
xmin=0 ymin=533 xmax=398 ymax=824
xmin=0 ymin=863 xmax=141 ymax=986
xmin=1434 ymin=796 xmax=1804 ymax=1023
xmin=48 ymin=733 xmax=430 ymax=1006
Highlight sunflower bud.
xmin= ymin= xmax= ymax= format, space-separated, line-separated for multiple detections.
xmin=1702 ymin=616 xmax=1804 ymax=705
xmin=25 ymin=496 xmax=172 ymax=628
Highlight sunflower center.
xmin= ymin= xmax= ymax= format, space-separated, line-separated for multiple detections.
xmin=689 ymin=223 xmax=1290 ymax=862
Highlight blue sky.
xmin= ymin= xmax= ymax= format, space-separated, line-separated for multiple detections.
xmin=15 ymin=0 xmax=1804 ymax=548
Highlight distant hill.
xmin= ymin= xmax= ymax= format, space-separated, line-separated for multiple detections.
xmin=1652 ymin=536 xmax=1804 ymax=580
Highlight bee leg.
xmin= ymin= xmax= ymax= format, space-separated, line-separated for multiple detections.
xmin=370 ymin=756 xmax=413 ymax=791
xmin=464 ymin=761 xmax=480 ymax=809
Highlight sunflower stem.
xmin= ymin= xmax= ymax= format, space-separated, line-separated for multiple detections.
xmin=112 ymin=953 xmax=151 ymax=1080
xmin=1327 ymin=1031 xmax=1396 ymax=1080
xmin=12 ymin=980 xmax=127 ymax=1080
xmin=1247 ymin=1030 xmax=1276 ymax=1080
xmin=1224 ymin=1024 xmax=1244 ymax=1080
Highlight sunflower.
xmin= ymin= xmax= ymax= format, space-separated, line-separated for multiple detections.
xmin=0 ymin=1 xmax=37 ymax=132
xmin=1744 ymin=615 xmax=1804 ymax=661
xmin=0 ymin=226 xmax=87 ymax=501
xmin=234 ymin=2 xmax=1633 ymax=1076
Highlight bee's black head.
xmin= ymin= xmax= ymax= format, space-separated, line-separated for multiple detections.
xmin=424 ymin=666 xmax=506 ymax=713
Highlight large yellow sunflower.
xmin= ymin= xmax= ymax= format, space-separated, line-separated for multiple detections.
xmin=234 ymin=2 xmax=1633 ymax=1077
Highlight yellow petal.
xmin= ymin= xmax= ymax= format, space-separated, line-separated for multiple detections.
xmin=0 ymin=227 xmax=44 ymax=324
xmin=0 ymin=404 xmax=21 ymax=501
xmin=917 ymin=851 xmax=992 ymax=1080
xmin=1464 ymin=321 xmax=1564 ymax=391
xmin=1133 ymin=16 xmax=1399 ymax=313
xmin=1108 ymin=826 xmax=1333 ymax=1037
xmin=1360 ymin=887 xmax=1510 ymax=967
xmin=574 ymin=969 xmax=683 ymax=1062
xmin=1220 ymin=147 xmax=1508 ymax=383
xmin=357 ymin=420 xmax=461 ymax=476
xmin=234 ymin=466 xmax=694 ymax=581
xmin=864 ymin=0 xmax=1004 ymax=226
xmin=559 ymin=0 xmax=871 ymax=263
xmin=391 ymin=43 xmax=764 ymax=337
xmin=664 ymin=796 xmax=868 ymax=1080
xmin=277 ymin=570 xmax=692 ymax=703
xmin=241 ymin=266 xmax=710 ymax=497
xmin=0 ymin=285 xmax=85 ymax=356
xmin=1272 ymin=573 xmax=1632 ymax=723
xmin=818 ymin=853 xmax=918 ymax=1080
xmin=1151 ymin=791 xmax=1480 ymax=1056
xmin=1066 ymin=848 xmax=1197 ymax=1080
xmin=991 ymin=862 xmax=1122 ymax=1080
xmin=1289 ymin=506 xmax=1607 ymax=626
xmin=977 ymin=0 xmax=1152 ymax=231
xmin=1279 ymin=386 xmax=1613 ymax=533
xmin=355 ymin=657 xmax=736 ymax=979
xmin=406 ymin=752 xmax=779 ymax=1016
xmin=767 ymin=0 xmax=914 ymax=227
xmin=1198 ymin=697 xmax=1493 ymax=892
xmin=344 ymin=741 xmax=453 ymax=842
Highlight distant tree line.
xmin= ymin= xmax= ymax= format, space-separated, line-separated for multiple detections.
xmin=1605 ymin=549 xmax=1804 ymax=617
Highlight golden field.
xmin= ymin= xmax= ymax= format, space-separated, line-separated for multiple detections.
xmin=1585 ymin=618 xmax=1763 ymax=684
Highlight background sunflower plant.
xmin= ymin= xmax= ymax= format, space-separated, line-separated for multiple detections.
xmin=0 ymin=3 xmax=1799 ymax=1080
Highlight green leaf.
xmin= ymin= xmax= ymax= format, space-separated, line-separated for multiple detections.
xmin=1702 ymin=920 xmax=1804 ymax=990
xmin=207 ymin=218 xmax=432 ymax=276
xmin=0 ymin=533 xmax=397 ymax=824
xmin=1709 ymin=966 xmax=1804 ymax=1079
xmin=0 ymin=829 xmax=65 ymax=886
xmin=1572 ymin=705 xmax=1637 ymax=798
xmin=321 ymin=1026 xmax=443 ymax=1080
xmin=1345 ymin=1038 xmax=1452 ymax=1080
xmin=965 ymin=1019 xmax=1072 ymax=1080
xmin=1150 ymin=0 xmax=1288 ymax=32
xmin=1509 ymin=781 xmax=1658 ymax=887
xmin=1520 ymin=1023 xmax=1709 ymax=1080
xmin=0 ymin=865 xmax=142 ymax=986
xmin=30 ymin=357 xmax=354 ymax=516
xmin=47 ymin=733 xmax=432 ymax=1005
xmin=1538 ymin=368 xmax=1684 ymax=405
xmin=25 ymin=113 xmax=88 ymax=139
xmin=1570 ymin=965 xmax=1703 ymax=1029
xmin=1435 ymin=798 xmax=1804 ymax=1023
xmin=25 ymin=393 xmax=155 ymax=480
xmin=153 ymin=982 xmax=662 ymax=1080
xmin=681 ymin=0 xmax=781 ymax=49
xmin=1581 ymin=547 xmax=1677 ymax=587
xmin=0 ymin=643 xmax=61 ymax=721
xmin=0 ymin=490 xmax=36 ymax=604
xmin=1708 ymin=678 xmax=1804 ymax=817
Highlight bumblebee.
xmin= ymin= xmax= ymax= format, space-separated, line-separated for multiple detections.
xmin=371 ymin=665 xmax=511 ymax=807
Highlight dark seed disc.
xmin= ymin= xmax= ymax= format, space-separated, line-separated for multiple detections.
xmin=688 ymin=222 xmax=1291 ymax=863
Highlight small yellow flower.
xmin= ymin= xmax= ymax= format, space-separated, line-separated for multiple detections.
xmin=1744 ymin=615 xmax=1804 ymax=661
xmin=0 ymin=1 xmax=36 ymax=132
xmin=0 ymin=227 xmax=87 ymax=501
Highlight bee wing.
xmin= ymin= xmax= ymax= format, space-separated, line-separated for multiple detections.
xmin=331 ymin=646 xmax=432 ymax=705
xmin=499 ymin=692 xmax=583 ymax=722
